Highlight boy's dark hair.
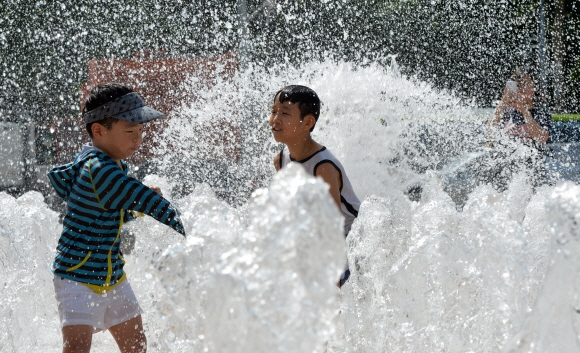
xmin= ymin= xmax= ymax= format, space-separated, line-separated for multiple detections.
xmin=83 ymin=83 xmax=134 ymax=138
xmin=275 ymin=85 xmax=321 ymax=132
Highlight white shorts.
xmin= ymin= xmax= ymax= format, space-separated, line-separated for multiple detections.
xmin=53 ymin=275 xmax=143 ymax=333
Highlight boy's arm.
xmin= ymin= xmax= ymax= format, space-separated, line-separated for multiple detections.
xmin=314 ymin=162 xmax=342 ymax=210
xmin=273 ymin=152 xmax=281 ymax=171
xmin=124 ymin=186 xmax=160 ymax=222
xmin=86 ymin=159 xmax=185 ymax=236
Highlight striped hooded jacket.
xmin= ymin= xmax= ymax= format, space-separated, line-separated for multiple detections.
xmin=48 ymin=144 xmax=185 ymax=292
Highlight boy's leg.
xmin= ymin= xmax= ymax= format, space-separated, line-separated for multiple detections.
xmin=109 ymin=314 xmax=147 ymax=353
xmin=62 ymin=325 xmax=93 ymax=353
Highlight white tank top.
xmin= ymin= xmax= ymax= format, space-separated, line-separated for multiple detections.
xmin=279 ymin=146 xmax=360 ymax=233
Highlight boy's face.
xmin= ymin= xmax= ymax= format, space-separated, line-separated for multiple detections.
xmin=92 ymin=120 xmax=143 ymax=162
xmin=269 ymin=94 xmax=307 ymax=144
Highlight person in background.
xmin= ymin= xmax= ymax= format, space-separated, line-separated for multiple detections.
xmin=485 ymin=67 xmax=554 ymax=188
xmin=488 ymin=67 xmax=552 ymax=144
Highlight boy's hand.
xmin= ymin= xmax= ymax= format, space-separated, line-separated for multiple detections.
xmin=149 ymin=185 xmax=163 ymax=196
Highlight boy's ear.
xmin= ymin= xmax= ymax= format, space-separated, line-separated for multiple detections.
xmin=302 ymin=114 xmax=316 ymax=131
xmin=91 ymin=123 xmax=105 ymax=139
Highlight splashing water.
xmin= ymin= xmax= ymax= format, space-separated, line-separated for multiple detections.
xmin=1 ymin=163 xmax=345 ymax=352
xmin=1 ymin=61 xmax=579 ymax=352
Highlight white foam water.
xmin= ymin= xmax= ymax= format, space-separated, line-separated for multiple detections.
xmin=1 ymin=61 xmax=579 ymax=352
xmin=1 ymin=163 xmax=345 ymax=352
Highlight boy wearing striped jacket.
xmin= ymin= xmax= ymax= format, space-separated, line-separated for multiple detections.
xmin=48 ymin=83 xmax=185 ymax=353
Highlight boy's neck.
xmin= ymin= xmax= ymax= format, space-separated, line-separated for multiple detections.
xmin=286 ymin=136 xmax=323 ymax=161
xmin=92 ymin=140 xmax=122 ymax=166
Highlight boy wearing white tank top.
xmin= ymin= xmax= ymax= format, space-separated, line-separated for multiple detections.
xmin=270 ymin=85 xmax=360 ymax=287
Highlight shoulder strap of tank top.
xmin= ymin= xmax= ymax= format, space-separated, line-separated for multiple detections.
xmin=313 ymin=159 xmax=359 ymax=218
xmin=279 ymin=146 xmax=285 ymax=169
xmin=313 ymin=159 xmax=343 ymax=191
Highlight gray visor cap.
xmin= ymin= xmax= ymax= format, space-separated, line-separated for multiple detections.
xmin=83 ymin=92 xmax=166 ymax=124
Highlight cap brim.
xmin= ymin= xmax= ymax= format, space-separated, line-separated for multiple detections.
xmin=113 ymin=106 xmax=166 ymax=124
